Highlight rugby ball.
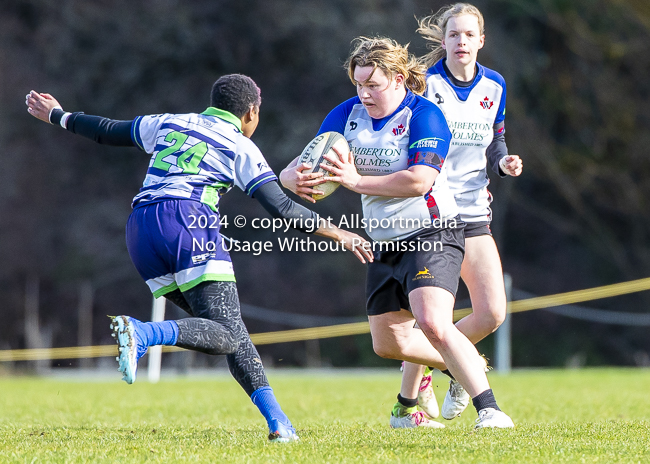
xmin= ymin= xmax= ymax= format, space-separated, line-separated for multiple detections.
xmin=298 ymin=131 xmax=350 ymax=201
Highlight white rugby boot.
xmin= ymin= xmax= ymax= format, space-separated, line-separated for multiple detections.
xmin=441 ymin=356 xmax=489 ymax=420
xmin=474 ymin=408 xmax=515 ymax=429
xmin=390 ymin=402 xmax=445 ymax=429
xmin=441 ymin=379 xmax=471 ymax=420
xmin=417 ymin=368 xmax=439 ymax=419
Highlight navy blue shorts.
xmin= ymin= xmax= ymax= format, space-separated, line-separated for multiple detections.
xmin=126 ymin=200 xmax=235 ymax=298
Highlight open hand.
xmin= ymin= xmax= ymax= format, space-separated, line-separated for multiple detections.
xmin=25 ymin=90 xmax=61 ymax=124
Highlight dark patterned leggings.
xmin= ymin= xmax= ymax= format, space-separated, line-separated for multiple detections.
xmin=164 ymin=281 xmax=268 ymax=396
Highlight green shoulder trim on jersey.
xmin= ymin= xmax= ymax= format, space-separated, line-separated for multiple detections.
xmin=201 ymin=107 xmax=242 ymax=131
xmin=179 ymin=273 xmax=237 ymax=293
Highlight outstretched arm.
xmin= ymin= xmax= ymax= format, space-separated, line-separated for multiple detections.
xmin=25 ymin=90 xmax=134 ymax=147
xmin=253 ymin=181 xmax=373 ymax=264
xmin=25 ymin=90 xmax=61 ymax=124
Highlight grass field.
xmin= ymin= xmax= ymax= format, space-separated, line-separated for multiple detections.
xmin=0 ymin=368 xmax=649 ymax=463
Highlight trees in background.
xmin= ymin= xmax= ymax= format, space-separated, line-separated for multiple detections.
xmin=1 ymin=0 xmax=648 ymax=367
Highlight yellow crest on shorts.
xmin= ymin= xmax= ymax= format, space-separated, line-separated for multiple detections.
xmin=413 ymin=267 xmax=434 ymax=281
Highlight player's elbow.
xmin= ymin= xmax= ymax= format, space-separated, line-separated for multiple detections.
xmin=406 ymin=169 xmax=437 ymax=196
xmin=413 ymin=181 xmax=432 ymax=196
xmin=405 ymin=178 xmax=433 ymax=197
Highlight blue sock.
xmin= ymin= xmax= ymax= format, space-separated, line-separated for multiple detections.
xmin=250 ymin=386 xmax=292 ymax=430
xmin=132 ymin=319 xmax=179 ymax=359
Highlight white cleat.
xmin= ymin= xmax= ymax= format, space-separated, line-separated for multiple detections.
xmin=441 ymin=356 xmax=489 ymax=420
xmin=417 ymin=371 xmax=439 ymax=419
xmin=390 ymin=411 xmax=445 ymax=429
xmin=390 ymin=403 xmax=444 ymax=429
xmin=441 ymin=379 xmax=470 ymax=420
xmin=475 ymin=408 xmax=514 ymax=429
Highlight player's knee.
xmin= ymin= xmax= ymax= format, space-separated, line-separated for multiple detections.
xmin=223 ymin=332 xmax=241 ymax=354
xmin=206 ymin=337 xmax=240 ymax=355
xmin=372 ymin=338 xmax=401 ymax=360
xmin=223 ymin=340 xmax=241 ymax=355
xmin=207 ymin=327 xmax=241 ymax=355
xmin=475 ymin=304 xmax=506 ymax=335
xmin=417 ymin=319 xmax=449 ymax=347
xmin=490 ymin=308 xmax=506 ymax=331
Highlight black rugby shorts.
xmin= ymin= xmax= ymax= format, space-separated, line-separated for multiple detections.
xmin=366 ymin=224 xmax=465 ymax=316
xmin=464 ymin=220 xmax=491 ymax=238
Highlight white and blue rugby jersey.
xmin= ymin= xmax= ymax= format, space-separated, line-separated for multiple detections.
xmin=318 ymin=91 xmax=458 ymax=242
xmin=425 ymin=60 xmax=506 ymax=222
xmin=130 ymin=107 xmax=276 ymax=210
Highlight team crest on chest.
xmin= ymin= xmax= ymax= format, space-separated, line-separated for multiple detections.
xmin=480 ymin=96 xmax=494 ymax=110
xmin=392 ymin=124 xmax=405 ymax=136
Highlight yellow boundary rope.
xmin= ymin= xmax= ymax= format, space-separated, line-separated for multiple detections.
xmin=2 ymin=277 xmax=649 ymax=362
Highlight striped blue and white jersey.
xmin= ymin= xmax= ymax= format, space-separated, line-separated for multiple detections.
xmin=425 ymin=61 xmax=506 ymax=222
xmin=318 ymin=91 xmax=458 ymax=242
xmin=130 ymin=107 xmax=276 ymax=211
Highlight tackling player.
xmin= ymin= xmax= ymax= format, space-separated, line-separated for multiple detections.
xmin=25 ymin=74 xmax=373 ymax=442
